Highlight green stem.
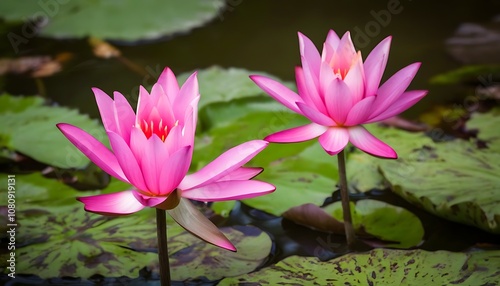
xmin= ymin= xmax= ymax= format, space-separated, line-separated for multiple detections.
xmin=156 ymin=209 xmax=171 ymax=286
xmin=337 ymin=149 xmax=355 ymax=248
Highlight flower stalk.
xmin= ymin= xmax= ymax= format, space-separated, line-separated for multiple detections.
xmin=336 ymin=149 xmax=355 ymax=247
xmin=156 ymin=209 xmax=171 ymax=286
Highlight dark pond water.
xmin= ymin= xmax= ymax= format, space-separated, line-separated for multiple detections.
xmin=2 ymin=0 xmax=500 ymax=285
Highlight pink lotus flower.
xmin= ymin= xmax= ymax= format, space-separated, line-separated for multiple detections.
xmin=57 ymin=67 xmax=275 ymax=251
xmin=251 ymin=30 xmax=428 ymax=158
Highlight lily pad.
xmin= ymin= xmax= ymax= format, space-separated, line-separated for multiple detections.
xmin=347 ymin=124 xmax=434 ymax=192
xmin=221 ymin=249 xmax=500 ymax=285
xmin=0 ymin=94 xmax=107 ymax=168
xmin=11 ymin=206 xmax=184 ymax=279
xmin=272 ymin=142 xmax=338 ymax=179
xmin=0 ymin=173 xmax=183 ymax=278
xmin=179 ymin=66 xmax=294 ymax=115
xmin=0 ymin=0 xmax=225 ymax=41
xmin=0 ymin=173 xmax=138 ymax=210
xmin=193 ymin=110 xmax=310 ymax=170
xmin=200 ymin=109 xmax=338 ymax=217
xmin=167 ymin=225 xmax=272 ymax=281
xmin=241 ymin=170 xmax=335 ymax=216
xmin=325 ymin=200 xmax=424 ymax=248
xmin=380 ymin=139 xmax=500 ymax=234
xmin=0 ymin=173 xmax=94 ymax=207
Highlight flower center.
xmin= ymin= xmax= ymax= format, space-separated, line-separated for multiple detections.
xmin=334 ymin=68 xmax=348 ymax=80
xmin=140 ymin=119 xmax=169 ymax=141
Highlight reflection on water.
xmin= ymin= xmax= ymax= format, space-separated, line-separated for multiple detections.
xmin=2 ymin=0 xmax=500 ymax=117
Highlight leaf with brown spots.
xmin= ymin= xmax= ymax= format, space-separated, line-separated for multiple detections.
xmin=380 ymin=139 xmax=500 ymax=234
xmin=163 ymin=225 xmax=272 ymax=281
xmin=11 ymin=205 xmax=183 ymax=279
xmin=221 ymin=249 xmax=500 ymax=285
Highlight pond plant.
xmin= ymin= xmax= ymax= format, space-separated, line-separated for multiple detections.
xmin=57 ymin=68 xmax=275 ymax=285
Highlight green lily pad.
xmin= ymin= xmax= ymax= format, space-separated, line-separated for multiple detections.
xmin=347 ymin=124 xmax=434 ymax=192
xmin=272 ymin=142 xmax=338 ymax=179
xmin=0 ymin=173 xmax=95 ymax=207
xmin=167 ymin=225 xmax=272 ymax=281
xmin=193 ymin=110 xmax=310 ymax=170
xmin=0 ymin=173 xmax=137 ymax=209
xmin=380 ymin=139 xmax=500 ymax=234
xmin=0 ymin=173 xmax=184 ymax=278
xmin=221 ymin=249 xmax=500 ymax=285
xmin=200 ymin=108 xmax=339 ymax=217
xmin=241 ymin=170 xmax=335 ymax=216
xmin=0 ymin=0 xmax=224 ymax=41
xmin=211 ymin=143 xmax=338 ymax=217
xmin=0 ymin=94 xmax=107 ymax=168
xmin=325 ymin=199 xmax=424 ymax=248
xmin=179 ymin=66 xmax=294 ymax=116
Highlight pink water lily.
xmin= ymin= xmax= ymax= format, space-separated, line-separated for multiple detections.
xmin=251 ymin=30 xmax=428 ymax=158
xmin=57 ymin=67 xmax=275 ymax=251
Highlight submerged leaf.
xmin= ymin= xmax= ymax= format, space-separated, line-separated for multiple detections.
xmin=221 ymin=249 xmax=500 ymax=285
xmin=282 ymin=203 xmax=345 ymax=234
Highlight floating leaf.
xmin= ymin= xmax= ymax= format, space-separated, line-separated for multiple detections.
xmin=380 ymin=139 xmax=500 ymax=234
xmin=347 ymin=124 xmax=434 ymax=192
xmin=198 ymin=107 xmax=337 ymax=217
xmin=11 ymin=206 xmax=184 ymax=279
xmin=179 ymin=66 xmax=294 ymax=113
xmin=193 ymin=110 xmax=310 ymax=170
xmin=0 ymin=173 xmax=94 ymax=207
xmin=199 ymin=96 xmax=290 ymax=131
xmin=167 ymin=225 xmax=272 ymax=281
xmin=326 ymin=200 xmax=424 ymax=248
xmin=271 ymin=142 xmax=338 ymax=179
xmin=221 ymin=249 xmax=500 ymax=285
xmin=0 ymin=0 xmax=225 ymax=41
xmin=0 ymin=94 xmax=107 ymax=168
xmin=241 ymin=170 xmax=335 ymax=216
xmin=0 ymin=173 xmax=182 ymax=279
